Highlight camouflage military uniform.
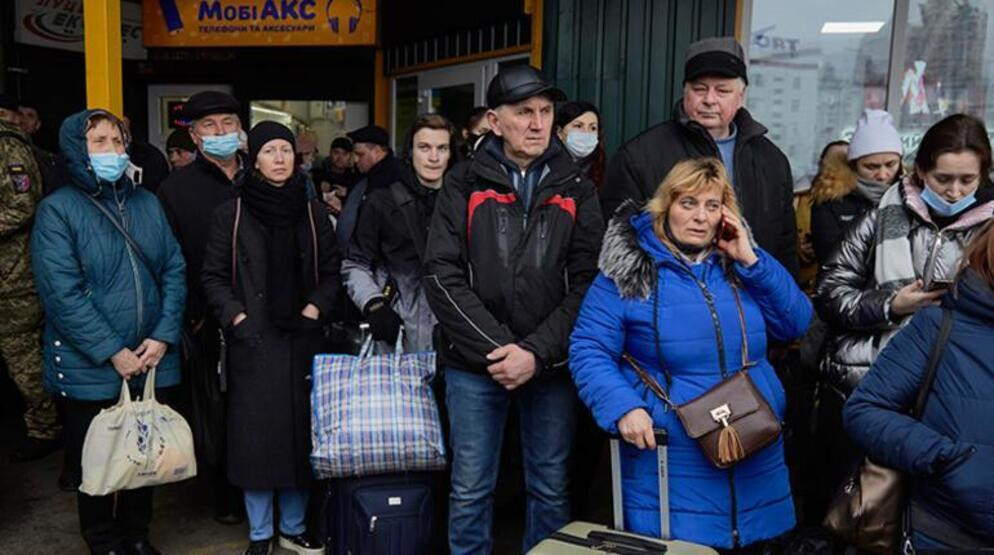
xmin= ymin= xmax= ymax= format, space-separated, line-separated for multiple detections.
xmin=0 ymin=120 xmax=58 ymax=440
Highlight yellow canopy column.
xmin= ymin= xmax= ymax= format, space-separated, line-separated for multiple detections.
xmin=84 ymin=1 xmax=123 ymax=116
xmin=525 ymin=0 xmax=543 ymax=68
xmin=374 ymin=48 xmax=388 ymax=128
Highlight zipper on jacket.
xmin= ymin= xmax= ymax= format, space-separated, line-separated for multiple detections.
xmin=922 ymin=228 xmax=945 ymax=287
xmin=536 ymin=212 xmax=548 ymax=267
xmin=684 ymin=266 xmax=729 ymax=378
xmin=519 ymin=168 xmax=528 ymax=230
xmin=497 ymin=208 xmax=510 ymax=268
xmin=681 ymin=261 xmax=739 ymax=544
xmin=114 ymin=187 xmax=144 ymax=342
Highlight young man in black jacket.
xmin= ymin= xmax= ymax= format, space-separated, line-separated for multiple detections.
xmin=423 ymin=65 xmax=604 ymax=554
xmin=343 ymin=114 xmax=458 ymax=352
xmin=599 ymin=37 xmax=799 ymax=278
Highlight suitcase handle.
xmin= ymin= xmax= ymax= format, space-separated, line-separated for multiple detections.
xmin=587 ymin=530 xmax=668 ymax=553
xmin=547 ymin=532 xmax=665 ymax=554
xmin=610 ymin=429 xmax=669 ymax=540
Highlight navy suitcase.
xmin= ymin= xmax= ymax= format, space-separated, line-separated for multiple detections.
xmin=324 ymin=472 xmax=435 ymax=555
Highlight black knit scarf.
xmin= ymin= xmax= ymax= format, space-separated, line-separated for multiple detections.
xmin=242 ymin=172 xmax=308 ymax=329
xmin=242 ymin=171 xmax=308 ymax=227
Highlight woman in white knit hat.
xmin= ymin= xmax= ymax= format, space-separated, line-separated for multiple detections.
xmin=809 ymin=109 xmax=905 ymax=264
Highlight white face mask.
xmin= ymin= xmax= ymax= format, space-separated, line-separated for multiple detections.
xmin=565 ymin=130 xmax=598 ymax=159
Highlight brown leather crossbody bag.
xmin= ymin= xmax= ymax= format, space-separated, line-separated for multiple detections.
xmin=624 ymin=277 xmax=781 ymax=469
xmin=822 ymin=308 xmax=954 ymax=554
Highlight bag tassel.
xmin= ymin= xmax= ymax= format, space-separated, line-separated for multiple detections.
xmin=717 ymin=423 xmax=745 ymax=465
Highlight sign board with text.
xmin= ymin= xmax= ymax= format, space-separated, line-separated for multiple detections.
xmin=15 ymin=0 xmax=147 ymax=60
xmin=143 ymin=0 xmax=377 ymax=47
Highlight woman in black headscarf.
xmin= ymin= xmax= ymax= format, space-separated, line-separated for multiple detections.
xmin=556 ymin=100 xmax=606 ymax=190
xmin=202 ymin=121 xmax=340 ymax=555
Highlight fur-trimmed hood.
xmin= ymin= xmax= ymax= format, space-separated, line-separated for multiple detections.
xmin=810 ymin=149 xmax=857 ymax=204
xmin=598 ymin=200 xmax=658 ymax=300
xmin=811 ymin=148 xmax=908 ymax=205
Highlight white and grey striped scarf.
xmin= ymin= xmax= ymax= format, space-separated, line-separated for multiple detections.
xmin=873 ymin=181 xmax=916 ymax=288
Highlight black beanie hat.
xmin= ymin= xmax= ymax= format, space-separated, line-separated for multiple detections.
xmin=248 ymin=121 xmax=295 ymax=167
xmin=330 ymin=136 xmax=353 ymax=151
xmin=166 ymin=127 xmax=196 ymax=152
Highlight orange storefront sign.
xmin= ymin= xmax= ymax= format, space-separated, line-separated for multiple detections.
xmin=142 ymin=0 xmax=376 ymax=47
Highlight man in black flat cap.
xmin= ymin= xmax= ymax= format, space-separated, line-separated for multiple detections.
xmin=157 ymin=90 xmax=246 ymax=525
xmin=600 ymin=36 xmax=798 ymax=277
xmin=423 ymin=64 xmax=604 ymax=553
xmin=335 ymin=125 xmax=401 ymax=251
xmin=165 ymin=127 xmax=197 ymax=172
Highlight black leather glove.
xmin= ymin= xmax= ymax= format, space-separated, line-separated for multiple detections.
xmin=364 ymin=299 xmax=402 ymax=342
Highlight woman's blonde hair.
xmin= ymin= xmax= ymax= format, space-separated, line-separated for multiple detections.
xmin=646 ymin=157 xmax=742 ymax=253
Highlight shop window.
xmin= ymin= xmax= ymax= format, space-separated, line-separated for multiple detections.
xmin=747 ymin=0 xmax=895 ymax=184
xmin=894 ymin=0 xmax=994 ymax=154
xmin=249 ymin=101 xmax=369 ymax=156
xmin=394 ymin=76 xmax=419 ymax=148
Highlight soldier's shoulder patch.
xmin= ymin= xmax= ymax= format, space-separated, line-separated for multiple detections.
xmin=7 ymin=164 xmax=31 ymax=193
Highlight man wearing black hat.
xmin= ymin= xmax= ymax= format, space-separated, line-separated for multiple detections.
xmin=165 ymin=127 xmax=197 ymax=171
xmin=423 ymin=65 xmax=604 ymax=553
xmin=157 ymin=90 xmax=246 ymax=525
xmin=600 ymin=36 xmax=799 ymax=277
xmin=335 ymin=125 xmax=401 ymax=251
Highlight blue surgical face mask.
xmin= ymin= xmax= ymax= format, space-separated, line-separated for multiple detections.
xmin=564 ymin=130 xmax=598 ymax=159
xmin=89 ymin=152 xmax=130 ymax=183
xmin=920 ymin=184 xmax=977 ymax=217
xmin=200 ymin=131 xmax=241 ymax=160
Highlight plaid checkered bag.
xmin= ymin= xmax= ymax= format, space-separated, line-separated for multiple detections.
xmin=310 ymin=329 xmax=446 ymax=478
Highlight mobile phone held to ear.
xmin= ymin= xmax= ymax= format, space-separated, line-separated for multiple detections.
xmin=718 ymin=218 xmax=738 ymax=242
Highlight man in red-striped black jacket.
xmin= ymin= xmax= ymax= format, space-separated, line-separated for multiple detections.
xmin=423 ymin=64 xmax=604 ymax=554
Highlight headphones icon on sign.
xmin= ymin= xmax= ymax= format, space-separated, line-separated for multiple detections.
xmin=326 ymin=0 xmax=362 ymax=34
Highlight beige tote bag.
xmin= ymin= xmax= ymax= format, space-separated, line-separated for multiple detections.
xmin=80 ymin=367 xmax=197 ymax=495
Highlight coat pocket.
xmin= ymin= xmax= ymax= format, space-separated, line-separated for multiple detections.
xmin=933 ymin=444 xmax=994 ymax=534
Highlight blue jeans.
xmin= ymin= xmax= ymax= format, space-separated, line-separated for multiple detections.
xmin=445 ymin=368 xmax=576 ymax=554
xmin=243 ymin=489 xmax=309 ymax=541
